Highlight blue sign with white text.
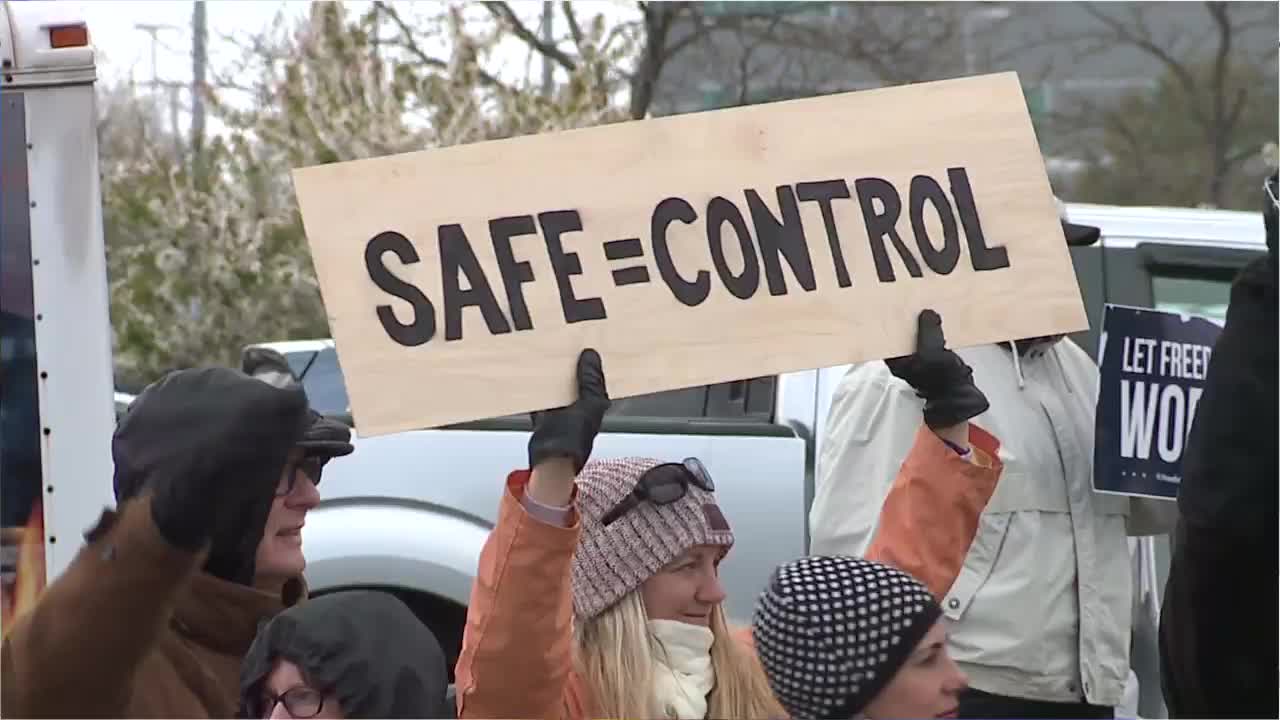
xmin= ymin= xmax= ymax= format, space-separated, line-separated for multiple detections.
xmin=1093 ymin=305 xmax=1222 ymax=499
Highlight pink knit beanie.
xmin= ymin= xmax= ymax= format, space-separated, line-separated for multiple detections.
xmin=571 ymin=457 xmax=735 ymax=621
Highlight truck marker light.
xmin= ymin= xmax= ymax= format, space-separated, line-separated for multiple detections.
xmin=49 ymin=24 xmax=89 ymax=49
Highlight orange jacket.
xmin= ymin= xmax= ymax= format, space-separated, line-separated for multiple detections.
xmin=455 ymin=424 xmax=1002 ymax=719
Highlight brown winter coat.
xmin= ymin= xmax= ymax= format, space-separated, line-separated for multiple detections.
xmin=454 ymin=425 xmax=1003 ymax=719
xmin=0 ymin=496 xmax=303 ymax=718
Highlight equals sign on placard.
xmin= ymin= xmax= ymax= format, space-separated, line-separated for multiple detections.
xmin=603 ymin=237 xmax=650 ymax=287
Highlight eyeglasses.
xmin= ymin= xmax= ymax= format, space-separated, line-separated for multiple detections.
xmin=600 ymin=457 xmax=715 ymax=527
xmin=276 ymin=455 xmax=325 ymax=496
xmin=257 ymin=686 xmax=325 ymax=718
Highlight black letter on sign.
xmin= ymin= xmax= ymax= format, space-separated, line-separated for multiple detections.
xmin=796 ymin=180 xmax=854 ymax=288
xmin=746 ymin=186 xmax=816 ymax=296
xmin=365 ymin=231 xmax=436 ymax=346
xmin=439 ymin=224 xmax=512 ymax=342
xmin=538 ymin=210 xmax=607 ymax=324
xmin=854 ymin=177 xmax=922 ymax=283
xmin=651 ymin=197 xmax=711 ymax=307
xmin=707 ymin=196 xmax=760 ymax=300
xmin=948 ymin=167 xmax=1010 ymax=271
xmin=908 ymin=175 xmax=961 ymax=275
xmin=489 ymin=215 xmax=539 ymax=331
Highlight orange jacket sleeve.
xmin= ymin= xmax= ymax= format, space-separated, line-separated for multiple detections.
xmin=455 ymin=471 xmax=581 ymax=720
xmin=865 ymin=424 xmax=1003 ymax=599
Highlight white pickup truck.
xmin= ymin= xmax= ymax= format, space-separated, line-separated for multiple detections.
xmin=237 ymin=203 xmax=1263 ymax=719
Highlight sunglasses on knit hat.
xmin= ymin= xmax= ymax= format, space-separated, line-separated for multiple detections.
xmin=599 ymin=457 xmax=715 ymax=527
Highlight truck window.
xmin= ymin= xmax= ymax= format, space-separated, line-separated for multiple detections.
xmin=1143 ymin=241 xmax=1264 ymax=326
xmin=296 ymin=348 xmax=776 ymax=423
xmin=297 ymin=348 xmax=352 ymax=418
xmin=1151 ymin=274 xmax=1232 ymax=326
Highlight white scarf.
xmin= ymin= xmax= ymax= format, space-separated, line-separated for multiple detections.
xmin=649 ymin=619 xmax=716 ymax=720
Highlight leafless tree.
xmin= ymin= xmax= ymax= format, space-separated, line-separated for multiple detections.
xmin=639 ymin=1 xmax=1067 ymax=119
xmin=371 ymin=1 xmax=817 ymax=120
xmin=1047 ymin=1 xmax=1278 ymax=207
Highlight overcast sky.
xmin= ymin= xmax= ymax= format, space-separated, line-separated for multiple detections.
xmin=82 ymin=1 xmax=315 ymax=84
xmin=78 ymin=0 xmax=631 ymax=134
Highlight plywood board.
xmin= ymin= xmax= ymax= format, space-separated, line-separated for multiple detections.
xmin=292 ymin=71 xmax=1086 ymax=436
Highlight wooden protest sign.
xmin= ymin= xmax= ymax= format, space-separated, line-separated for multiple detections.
xmin=293 ymin=71 xmax=1086 ymax=436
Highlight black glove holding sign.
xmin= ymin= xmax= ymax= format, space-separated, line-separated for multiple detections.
xmin=111 ymin=366 xmax=310 ymax=585
xmin=885 ymin=309 xmax=990 ymax=430
xmin=528 ymin=349 xmax=611 ymax=473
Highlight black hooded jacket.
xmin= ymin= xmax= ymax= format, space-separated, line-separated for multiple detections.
xmin=239 ymin=591 xmax=452 ymax=719
xmin=1175 ymin=173 xmax=1278 ymax=536
xmin=1159 ymin=174 xmax=1278 ymax=718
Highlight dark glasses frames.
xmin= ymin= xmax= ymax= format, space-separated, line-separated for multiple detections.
xmin=276 ymin=455 xmax=325 ymax=496
xmin=600 ymin=457 xmax=715 ymax=527
xmin=257 ymin=685 xmax=325 ymax=718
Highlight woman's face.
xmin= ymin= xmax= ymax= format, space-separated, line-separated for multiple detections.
xmin=861 ymin=619 xmax=967 ymax=719
xmin=258 ymin=659 xmax=344 ymax=719
xmin=254 ymin=450 xmax=323 ymax=586
xmin=640 ymin=544 xmax=727 ymax=626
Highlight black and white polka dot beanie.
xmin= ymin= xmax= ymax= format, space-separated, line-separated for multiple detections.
xmin=752 ymin=556 xmax=942 ymax=720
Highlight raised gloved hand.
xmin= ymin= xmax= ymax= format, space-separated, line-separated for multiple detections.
xmin=527 ymin=349 xmax=611 ymax=473
xmin=885 ymin=309 xmax=990 ymax=430
xmin=112 ymin=367 xmax=310 ymax=583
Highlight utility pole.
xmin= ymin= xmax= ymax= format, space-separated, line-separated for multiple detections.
xmin=191 ymin=1 xmax=207 ymax=166
xmin=539 ymin=1 xmax=553 ymax=98
xmin=134 ymin=22 xmax=183 ymax=157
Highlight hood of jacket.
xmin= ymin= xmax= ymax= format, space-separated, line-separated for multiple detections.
xmin=111 ymin=366 xmax=311 ymax=585
xmin=238 ymin=590 xmax=451 ymax=719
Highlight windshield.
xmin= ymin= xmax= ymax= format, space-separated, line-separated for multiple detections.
xmin=293 ymin=347 xmax=352 ymax=418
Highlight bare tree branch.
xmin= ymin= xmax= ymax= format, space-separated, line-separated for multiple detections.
xmin=1224 ymin=141 xmax=1265 ymax=169
xmin=1079 ymin=3 xmax=1198 ymax=95
xmin=1206 ymin=1 xmax=1238 ymax=201
xmin=1209 ymin=1 xmax=1233 ymax=124
xmin=1045 ymin=0 xmax=1275 ymax=206
xmin=728 ymin=3 xmax=982 ymax=87
xmin=661 ymin=4 xmax=736 ymax=63
xmin=627 ymin=1 xmax=683 ymax=119
xmin=374 ymin=1 xmax=514 ymax=94
xmin=483 ymin=1 xmax=578 ymax=71
xmin=599 ymin=22 xmax=632 ymax=56
xmin=561 ymin=1 xmax=585 ymax=53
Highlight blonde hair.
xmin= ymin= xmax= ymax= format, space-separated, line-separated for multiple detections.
xmin=575 ymin=592 xmax=784 ymax=719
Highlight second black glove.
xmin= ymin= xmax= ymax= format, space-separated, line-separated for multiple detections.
xmin=528 ymin=349 xmax=611 ymax=473
xmin=884 ymin=309 xmax=990 ymax=429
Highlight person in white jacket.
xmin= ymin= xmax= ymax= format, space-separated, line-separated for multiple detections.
xmin=810 ymin=208 xmax=1178 ymax=719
